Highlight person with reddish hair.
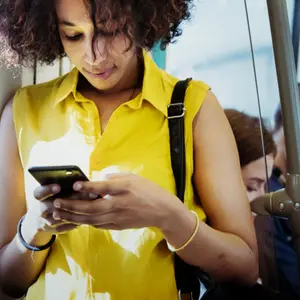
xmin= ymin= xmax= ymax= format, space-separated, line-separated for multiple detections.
xmin=225 ymin=109 xmax=276 ymax=202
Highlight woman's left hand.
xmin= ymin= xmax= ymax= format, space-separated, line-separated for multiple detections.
xmin=52 ymin=173 xmax=183 ymax=230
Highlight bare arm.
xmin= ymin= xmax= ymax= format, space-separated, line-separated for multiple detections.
xmin=161 ymin=91 xmax=258 ymax=285
xmin=0 ymin=99 xmax=52 ymax=298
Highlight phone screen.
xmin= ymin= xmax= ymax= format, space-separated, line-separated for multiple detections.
xmin=28 ymin=165 xmax=89 ymax=197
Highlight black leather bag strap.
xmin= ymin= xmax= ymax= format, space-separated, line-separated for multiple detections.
xmin=168 ymin=78 xmax=191 ymax=201
xmin=168 ymin=78 xmax=201 ymax=299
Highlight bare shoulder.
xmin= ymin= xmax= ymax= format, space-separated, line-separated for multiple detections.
xmin=192 ymin=90 xmax=257 ymax=250
xmin=193 ymin=90 xmax=228 ymax=129
xmin=0 ymin=97 xmax=26 ymax=248
xmin=0 ymin=97 xmax=14 ymax=131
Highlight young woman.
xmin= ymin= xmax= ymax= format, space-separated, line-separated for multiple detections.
xmin=0 ymin=1 xmax=257 ymax=299
xmin=225 ymin=109 xmax=276 ymax=202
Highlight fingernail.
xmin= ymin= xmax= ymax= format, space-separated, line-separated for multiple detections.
xmin=74 ymin=183 xmax=82 ymax=191
xmin=54 ymin=200 xmax=61 ymax=208
xmin=52 ymin=185 xmax=61 ymax=194
xmin=53 ymin=212 xmax=60 ymax=220
xmin=89 ymin=193 xmax=98 ymax=199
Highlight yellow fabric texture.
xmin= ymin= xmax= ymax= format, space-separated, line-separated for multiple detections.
xmin=13 ymin=51 xmax=210 ymax=300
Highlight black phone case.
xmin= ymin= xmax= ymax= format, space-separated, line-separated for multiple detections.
xmin=28 ymin=165 xmax=89 ymax=197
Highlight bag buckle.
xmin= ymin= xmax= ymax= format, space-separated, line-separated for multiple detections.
xmin=178 ymin=290 xmax=193 ymax=300
xmin=168 ymin=103 xmax=185 ymax=119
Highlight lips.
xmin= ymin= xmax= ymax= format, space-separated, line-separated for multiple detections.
xmin=85 ymin=67 xmax=114 ymax=75
xmin=84 ymin=67 xmax=115 ymax=80
xmin=88 ymin=70 xmax=108 ymax=75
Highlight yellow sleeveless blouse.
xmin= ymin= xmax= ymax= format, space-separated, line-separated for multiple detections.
xmin=13 ymin=51 xmax=210 ymax=300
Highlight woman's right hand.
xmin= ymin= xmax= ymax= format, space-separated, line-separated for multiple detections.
xmin=20 ymin=184 xmax=96 ymax=247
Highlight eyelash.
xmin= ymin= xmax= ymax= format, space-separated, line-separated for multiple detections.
xmin=65 ymin=34 xmax=82 ymax=41
xmin=247 ymin=186 xmax=257 ymax=192
xmin=65 ymin=30 xmax=120 ymax=42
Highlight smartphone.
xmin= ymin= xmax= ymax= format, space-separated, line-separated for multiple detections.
xmin=28 ymin=165 xmax=89 ymax=197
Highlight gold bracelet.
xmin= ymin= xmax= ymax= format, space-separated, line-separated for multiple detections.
xmin=167 ymin=211 xmax=199 ymax=252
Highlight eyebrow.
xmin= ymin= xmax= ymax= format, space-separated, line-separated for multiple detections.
xmin=58 ymin=20 xmax=77 ymax=27
xmin=249 ymin=178 xmax=265 ymax=184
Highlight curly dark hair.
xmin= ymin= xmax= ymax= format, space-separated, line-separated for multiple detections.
xmin=0 ymin=0 xmax=193 ymax=67
xmin=225 ymin=109 xmax=276 ymax=168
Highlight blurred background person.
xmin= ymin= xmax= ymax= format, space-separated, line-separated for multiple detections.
xmin=268 ymin=105 xmax=300 ymax=297
xmin=225 ymin=109 xmax=276 ymax=202
xmin=252 ymin=104 xmax=299 ymax=298
xmin=225 ymin=109 xmax=291 ymax=294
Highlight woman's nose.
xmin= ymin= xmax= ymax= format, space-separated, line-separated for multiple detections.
xmin=84 ymin=38 xmax=107 ymax=65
